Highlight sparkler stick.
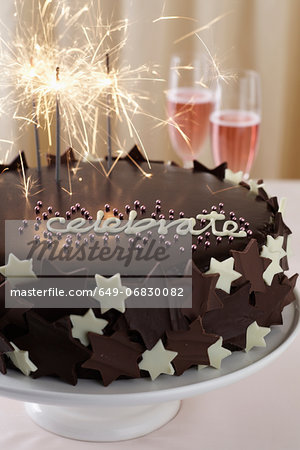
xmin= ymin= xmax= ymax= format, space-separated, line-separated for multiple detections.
xmin=55 ymin=66 xmax=61 ymax=183
xmin=30 ymin=58 xmax=41 ymax=174
xmin=19 ymin=150 xmax=29 ymax=199
xmin=106 ymin=52 xmax=112 ymax=170
xmin=32 ymin=98 xmax=41 ymax=174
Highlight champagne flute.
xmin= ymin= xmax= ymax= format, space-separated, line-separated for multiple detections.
xmin=166 ymin=53 xmax=215 ymax=168
xmin=210 ymin=70 xmax=261 ymax=178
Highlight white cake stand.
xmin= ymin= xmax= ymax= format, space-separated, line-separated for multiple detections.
xmin=0 ymin=298 xmax=299 ymax=442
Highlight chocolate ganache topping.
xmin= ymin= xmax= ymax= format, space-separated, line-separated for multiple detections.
xmin=0 ymin=159 xmax=274 ymax=269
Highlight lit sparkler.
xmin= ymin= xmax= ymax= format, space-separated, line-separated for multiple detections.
xmin=30 ymin=57 xmax=41 ymax=174
xmin=0 ymin=0 xmax=232 ymax=187
xmin=80 ymin=9 xmax=164 ymax=171
xmin=55 ymin=66 xmax=61 ymax=183
xmin=106 ymin=52 xmax=112 ymax=170
xmin=0 ymin=0 xmax=164 ymax=179
xmin=0 ymin=0 xmax=92 ymax=159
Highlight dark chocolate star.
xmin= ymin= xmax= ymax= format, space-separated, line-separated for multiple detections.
xmin=14 ymin=311 xmax=91 ymax=385
xmin=282 ymin=273 xmax=298 ymax=308
xmin=266 ymin=196 xmax=279 ymax=213
xmin=273 ymin=212 xmax=292 ymax=237
xmin=126 ymin=145 xmax=146 ymax=163
xmin=231 ymin=239 xmax=271 ymax=293
xmin=47 ymin=147 xmax=77 ymax=167
xmin=182 ymin=261 xmax=222 ymax=321
xmin=193 ymin=161 xmax=227 ymax=180
xmin=272 ymin=212 xmax=292 ymax=271
xmin=82 ymin=331 xmax=144 ymax=386
xmin=202 ymin=282 xmax=262 ymax=350
xmin=166 ymin=317 xmax=218 ymax=375
xmin=0 ymin=151 xmax=27 ymax=173
xmin=110 ymin=313 xmax=143 ymax=344
xmin=257 ymin=186 xmax=269 ymax=201
xmin=105 ymin=145 xmax=147 ymax=165
xmin=0 ymin=332 xmax=13 ymax=374
xmin=125 ymin=307 xmax=188 ymax=350
xmin=254 ymin=273 xmax=298 ymax=327
xmin=239 ymin=181 xmax=250 ymax=190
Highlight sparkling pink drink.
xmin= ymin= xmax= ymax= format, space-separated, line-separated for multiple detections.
xmin=210 ymin=109 xmax=260 ymax=176
xmin=167 ymin=87 xmax=214 ymax=161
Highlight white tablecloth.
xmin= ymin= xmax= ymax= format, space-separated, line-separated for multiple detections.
xmin=0 ymin=180 xmax=299 ymax=450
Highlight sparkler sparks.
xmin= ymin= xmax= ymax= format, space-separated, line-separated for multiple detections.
xmin=0 ymin=0 xmax=233 ymax=188
xmin=152 ymin=9 xmax=236 ymax=156
xmin=173 ymin=12 xmax=233 ymax=44
xmin=195 ymin=33 xmax=235 ymax=85
xmin=17 ymin=150 xmax=43 ymax=199
xmin=0 ymin=1 xmax=92 ymax=151
xmin=0 ymin=0 xmax=164 ymax=179
xmin=153 ymin=11 xmax=235 ymax=86
xmin=82 ymin=8 xmax=164 ymax=170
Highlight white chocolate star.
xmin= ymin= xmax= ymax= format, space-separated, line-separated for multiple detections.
xmin=138 ymin=339 xmax=178 ymax=380
xmin=225 ymin=169 xmax=243 ymax=185
xmin=278 ymin=197 xmax=287 ymax=214
xmin=262 ymin=235 xmax=286 ymax=256
xmin=205 ymin=257 xmax=242 ymax=293
xmin=93 ymin=273 xmax=131 ymax=314
xmin=260 ymin=235 xmax=287 ymax=286
xmin=247 ymin=179 xmax=265 ymax=195
xmin=245 ymin=321 xmax=270 ymax=352
xmin=7 ymin=342 xmax=37 ymax=376
xmin=198 ymin=337 xmax=231 ymax=370
xmin=70 ymin=309 xmax=108 ymax=346
xmin=0 ymin=253 xmax=36 ymax=285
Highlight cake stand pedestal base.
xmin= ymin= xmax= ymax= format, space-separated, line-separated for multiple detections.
xmin=24 ymin=400 xmax=181 ymax=442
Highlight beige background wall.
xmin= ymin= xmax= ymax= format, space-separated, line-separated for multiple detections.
xmin=0 ymin=0 xmax=299 ymax=179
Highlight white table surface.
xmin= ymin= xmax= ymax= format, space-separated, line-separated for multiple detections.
xmin=0 ymin=179 xmax=299 ymax=450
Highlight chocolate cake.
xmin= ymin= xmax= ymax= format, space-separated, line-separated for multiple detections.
xmin=0 ymin=156 xmax=297 ymax=386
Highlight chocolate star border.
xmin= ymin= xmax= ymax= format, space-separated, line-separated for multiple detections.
xmin=202 ymin=282 xmax=260 ymax=350
xmin=254 ymin=273 xmax=298 ymax=327
xmin=14 ymin=311 xmax=91 ymax=385
xmin=125 ymin=306 xmax=189 ymax=351
xmin=0 ymin=151 xmax=27 ymax=173
xmin=0 ymin=155 xmax=298 ymax=382
xmin=82 ymin=330 xmax=144 ymax=386
xmin=166 ymin=317 xmax=219 ymax=375
xmin=231 ymin=239 xmax=272 ymax=293
xmin=193 ymin=161 xmax=227 ymax=180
